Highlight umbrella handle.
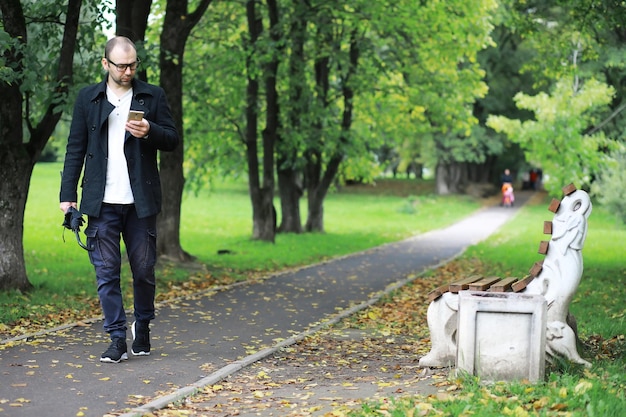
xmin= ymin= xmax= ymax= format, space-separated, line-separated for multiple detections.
xmin=75 ymin=230 xmax=94 ymax=251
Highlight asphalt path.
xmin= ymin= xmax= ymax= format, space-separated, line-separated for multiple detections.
xmin=0 ymin=191 xmax=532 ymax=417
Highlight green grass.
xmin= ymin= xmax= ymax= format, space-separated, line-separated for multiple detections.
xmin=1 ymin=162 xmax=481 ymax=326
xmin=181 ymin=185 xmax=475 ymax=272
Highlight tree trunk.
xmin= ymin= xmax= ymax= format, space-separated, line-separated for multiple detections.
xmin=277 ymin=165 xmax=302 ymax=233
xmin=305 ymin=29 xmax=359 ymax=232
xmin=156 ymin=0 xmax=213 ymax=261
xmin=467 ymin=160 xmax=492 ymax=183
xmin=0 ymin=0 xmax=81 ymax=291
xmin=115 ymin=0 xmax=152 ymax=40
xmin=0 ymin=148 xmax=32 ymax=292
xmin=435 ymin=161 xmax=467 ymax=194
xmin=276 ymin=0 xmax=308 ymax=234
xmin=245 ymin=0 xmax=275 ymax=242
xmin=0 ymin=10 xmax=29 ymax=290
xmin=115 ymin=0 xmax=153 ymax=82
xmin=304 ymin=150 xmax=323 ymax=232
xmin=304 ymin=17 xmax=331 ymax=233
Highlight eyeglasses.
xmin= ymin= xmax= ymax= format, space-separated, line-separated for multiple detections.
xmin=106 ymin=58 xmax=141 ymax=72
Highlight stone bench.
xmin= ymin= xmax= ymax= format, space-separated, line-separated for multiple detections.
xmin=419 ymin=183 xmax=592 ymax=381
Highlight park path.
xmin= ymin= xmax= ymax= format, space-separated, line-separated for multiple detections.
xmin=0 ymin=191 xmax=533 ymax=417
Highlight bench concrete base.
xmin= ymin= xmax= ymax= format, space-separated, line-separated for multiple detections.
xmin=456 ymin=291 xmax=547 ymax=382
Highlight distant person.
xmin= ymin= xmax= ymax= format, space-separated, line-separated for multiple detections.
xmin=500 ymin=168 xmax=513 ymax=185
xmin=536 ymin=168 xmax=543 ymax=190
xmin=530 ymin=169 xmax=538 ymax=190
xmin=59 ymin=36 xmax=179 ymax=363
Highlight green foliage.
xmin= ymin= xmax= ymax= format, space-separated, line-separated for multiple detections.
xmin=386 ymin=0 xmax=498 ymax=169
xmin=487 ymin=77 xmax=617 ymax=196
xmin=179 ymin=0 xmax=502 ymax=191
xmin=591 ymin=149 xmax=626 ymax=224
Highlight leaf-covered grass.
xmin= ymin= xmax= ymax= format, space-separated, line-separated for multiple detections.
xmin=1 ymin=162 xmax=480 ymax=333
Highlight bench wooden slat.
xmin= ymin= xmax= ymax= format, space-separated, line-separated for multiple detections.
xmin=449 ymin=275 xmax=483 ymax=293
xmin=489 ymin=277 xmax=519 ymax=292
xmin=543 ymin=221 xmax=552 ymax=234
xmin=538 ymin=241 xmax=549 ymax=255
xmin=468 ymin=276 xmax=501 ymax=291
xmin=529 ymin=260 xmax=544 ymax=277
xmin=512 ymin=275 xmax=534 ymax=292
xmin=562 ymin=183 xmax=577 ymax=195
xmin=427 ymin=284 xmax=450 ymax=302
xmin=548 ymin=198 xmax=560 ymax=213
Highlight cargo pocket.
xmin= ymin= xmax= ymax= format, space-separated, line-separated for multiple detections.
xmin=144 ymin=228 xmax=157 ymax=268
xmin=84 ymin=225 xmax=103 ymax=267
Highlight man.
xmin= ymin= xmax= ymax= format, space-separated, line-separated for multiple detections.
xmin=59 ymin=36 xmax=179 ymax=363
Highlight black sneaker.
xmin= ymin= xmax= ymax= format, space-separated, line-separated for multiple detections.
xmin=131 ymin=321 xmax=151 ymax=356
xmin=100 ymin=337 xmax=128 ymax=363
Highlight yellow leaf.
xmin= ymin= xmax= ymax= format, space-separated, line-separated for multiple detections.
xmin=416 ymin=402 xmax=433 ymax=412
xmin=559 ymin=387 xmax=568 ymax=398
xmin=574 ymin=380 xmax=593 ymax=395
xmin=502 ymin=406 xmax=529 ymax=417
xmin=533 ymin=397 xmax=550 ymax=409
xmin=65 ymin=374 xmax=73 ymax=379
xmin=99 ymin=377 xmax=110 ymax=381
xmin=143 ymin=380 xmax=151 ymax=384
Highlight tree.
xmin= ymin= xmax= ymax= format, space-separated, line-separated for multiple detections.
xmin=276 ymin=0 xmax=307 ymax=234
xmin=487 ymin=78 xmax=617 ymax=196
xmin=242 ymin=0 xmax=276 ymax=242
xmin=0 ymin=0 xmax=86 ymax=291
xmin=114 ymin=0 xmax=153 ymax=82
xmin=157 ymin=0 xmax=214 ymax=260
xmin=486 ymin=0 xmax=626 ymax=194
xmin=304 ymin=11 xmax=361 ymax=232
xmin=115 ymin=0 xmax=152 ymax=41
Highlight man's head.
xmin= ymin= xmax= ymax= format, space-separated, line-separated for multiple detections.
xmin=102 ymin=36 xmax=139 ymax=89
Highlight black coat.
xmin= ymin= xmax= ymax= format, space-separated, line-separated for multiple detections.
xmin=60 ymin=77 xmax=179 ymax=219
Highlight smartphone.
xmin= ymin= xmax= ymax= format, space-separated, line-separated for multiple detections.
xmin=127 ymin=110 xmax=144 ymax=121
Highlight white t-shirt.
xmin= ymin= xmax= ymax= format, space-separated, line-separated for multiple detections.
xmin=103 ymin=86 xmax=134 ymax=204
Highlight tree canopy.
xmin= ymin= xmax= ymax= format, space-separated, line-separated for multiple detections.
xmin=1 ymin=0 xmax=625 ymax=291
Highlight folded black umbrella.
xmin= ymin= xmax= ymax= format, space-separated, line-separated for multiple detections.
xmin=62 ymin=207 xmax=93 ymax=251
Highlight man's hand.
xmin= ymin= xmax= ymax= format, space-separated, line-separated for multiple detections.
xmin=60 ymin=202 xmax=77 ymax=213
xmin=126 ymin=119 xmax=150 ymax=138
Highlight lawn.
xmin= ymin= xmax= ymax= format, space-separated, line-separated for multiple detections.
xmin=1 ymin=161 xmax=481 ymax=331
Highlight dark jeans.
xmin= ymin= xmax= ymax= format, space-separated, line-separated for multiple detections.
xmin=85 ymin=203 xmax=157 ymax=339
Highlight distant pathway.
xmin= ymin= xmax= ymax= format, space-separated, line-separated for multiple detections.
xmin=0 ymin=191 xmax=533 ymax=417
